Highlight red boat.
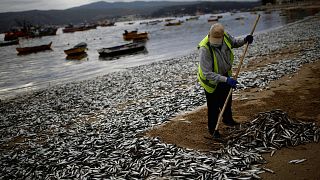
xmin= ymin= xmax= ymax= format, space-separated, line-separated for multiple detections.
xmin=4 ymin=31 xmax=28 ymax=41
xmin=16 ymin=42 xmax=52 ymax=55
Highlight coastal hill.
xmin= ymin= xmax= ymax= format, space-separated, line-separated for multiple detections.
xmin=0 ymin=1 xmax=260 ymax=33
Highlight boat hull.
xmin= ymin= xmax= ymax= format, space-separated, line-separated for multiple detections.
xmin=64 ymin=47 xmax=86 ymax=56
xmin=16 ymin=42 xmax=52 ymax=55
xmin=123 ymin=31 xmax=148 ymax=41
xmin=98 ymin=42 xmax=146 ymax=57
xmin=0 ymin=39 xmax=19 ymax=47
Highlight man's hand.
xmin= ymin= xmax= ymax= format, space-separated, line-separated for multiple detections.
xmin=244 ymin=35 xmax=253 ymax=44
xmin=226 ymin=77 xmax=238 ymax=88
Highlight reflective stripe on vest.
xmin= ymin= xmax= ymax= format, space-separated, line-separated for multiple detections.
xmin=197 ymin=32 xmax=234 ymax=93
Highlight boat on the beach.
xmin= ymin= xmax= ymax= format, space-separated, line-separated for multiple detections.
xmin=0 ymin=39 xmax=19 ymax=47
xmin=64 ymin=42 xmax=87 ymax=56
xmin=98 ymin=41 xmax=146 ymax=57
xmin=123 ymin=30 xmax=148 ymax=41
xmin=16 ymin=42 xmax=52 ymax=55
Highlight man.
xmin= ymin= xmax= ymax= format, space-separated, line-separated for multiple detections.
xmin=197 ymin=23 xmax=253 ymax=139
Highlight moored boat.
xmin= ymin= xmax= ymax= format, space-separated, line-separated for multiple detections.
xmin=63 ymin=24 xmax=97 ymax=33
xmin=123 ymin=30 xmax=148 ymax=41
xmin=64 ymin=42 xmax=87 ymax=56
xmin=0 ymin=39 xmax=19 ymax=47
xmin=165 ymin=21 xmax=182 ymax=26
xmin=186 ymin=16 xmax=199 ymax=21
xmin=16 ymin=42 xmax=52 ymax=55
xmin=98 ymin=41 xmax=146 ymax=57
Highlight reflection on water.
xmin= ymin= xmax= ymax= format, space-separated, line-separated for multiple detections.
xmin=0 ymin=8 xmax=319 ymax=98
xmin=66 ymin=53 xmax=88 ymax=60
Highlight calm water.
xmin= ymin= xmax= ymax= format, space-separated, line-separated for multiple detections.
xmin=0 ymin=9 xmax=318 ymax=98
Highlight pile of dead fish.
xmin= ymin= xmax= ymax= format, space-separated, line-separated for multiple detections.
xmin=225 ymin=110 xmax=320 ymax=155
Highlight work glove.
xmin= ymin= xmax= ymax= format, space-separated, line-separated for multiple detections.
xmin=226 ymin=77 xmax=238 ymax=88
xmin=244 ymin=35 xmax=253 ymax=44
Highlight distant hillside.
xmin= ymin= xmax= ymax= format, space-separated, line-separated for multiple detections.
xmin=151 ymin=1 xmax=262 ymax=17
xmin=0 ymin=1 xmax=261 ymax=33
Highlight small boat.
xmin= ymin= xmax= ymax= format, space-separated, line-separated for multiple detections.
xmin=98 ymin=41 xmax=146 ymax=57
xmin=0 ymin=39 xmax=19 ymax=47
xmin=208 ymin=17 xmax=219 ymax=22
xmin=64 ymin=42 xmax=87 ymax=56
xmin=123 ymin=30 xmax=148 ymax=41
xmin=16 ymin=42 xmax=52 ymax=55
xmin=165 ymin=21 xmax=182 ymax=26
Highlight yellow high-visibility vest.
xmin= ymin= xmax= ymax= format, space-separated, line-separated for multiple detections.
xmin=197 ymin=32 xmax=234 ymax=93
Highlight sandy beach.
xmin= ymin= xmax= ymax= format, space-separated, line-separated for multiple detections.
xmin=0 ymin=9 xmax=319 ymax=180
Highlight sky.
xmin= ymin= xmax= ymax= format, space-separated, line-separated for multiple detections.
xmin=0 ymin=0 xmax=257 ymax=13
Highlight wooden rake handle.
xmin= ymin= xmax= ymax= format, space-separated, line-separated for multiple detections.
xmin=214 ymin=14 xmax=261 ymax=131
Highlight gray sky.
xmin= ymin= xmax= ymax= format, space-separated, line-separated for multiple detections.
xmin=0 ymin=0 xmax=257 ymax=13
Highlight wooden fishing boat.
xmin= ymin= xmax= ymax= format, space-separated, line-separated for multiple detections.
xmin=98 ymin=41 xmax=146 ymax=57
xmin=0 ymin=39 xmax=19 ymax=47
xmin=123 ymin=30 xmax=148 ymax=41
xmin=16 ymin=42 xmax=52 ymax=55
xmin=64 ymin=42 xmax=87 ymax=56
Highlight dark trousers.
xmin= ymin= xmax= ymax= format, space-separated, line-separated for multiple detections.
xmin=205 ymin=82 xmax=233 ymax=134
